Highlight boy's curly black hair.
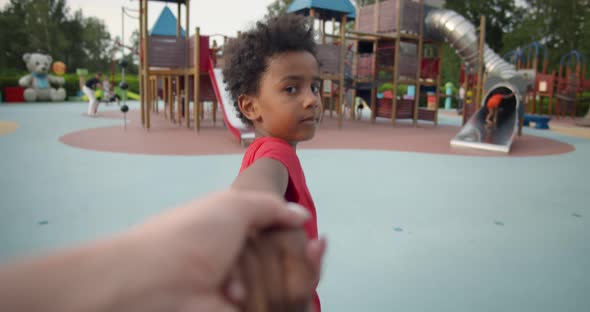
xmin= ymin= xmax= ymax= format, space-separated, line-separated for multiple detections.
xmin=222 ymin=14 xmax=318 ymax=125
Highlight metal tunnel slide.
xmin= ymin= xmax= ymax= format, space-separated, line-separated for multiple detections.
xmin=425 ymin=9 xmax=527 ymax=153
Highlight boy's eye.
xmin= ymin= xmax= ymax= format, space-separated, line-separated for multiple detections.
xmin=285 ymin=86 xmax=297 ymax=94
xmin=311 ymin=83 xmax=320 ymax=94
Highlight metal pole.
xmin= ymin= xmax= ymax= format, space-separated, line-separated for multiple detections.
xmin=121 ymin=7 xmax=125 ymax=58
xmin=121 ymin=7 xmax=125 ymax=59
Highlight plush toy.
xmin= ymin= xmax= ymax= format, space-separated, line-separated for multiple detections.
xmin=18 ymin=53 xmax=66 ymax=102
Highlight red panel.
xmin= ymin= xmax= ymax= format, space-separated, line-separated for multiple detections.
xmin=421 ymin=58 xmax=440 ymax=80
xmin=4 ymin=87 xmax=25 ymax=102
xmin=188 ymin=35 xmax=211 ymax=72
xmin=187 ymin=74 xmax=216 ymax=102
xmin=418 ymin=108 xmax=436 ymax=121
xmin=199 ymin=35 xmax=210 ymax=72
xmin=376 ymin=98 xmax=392 ymax=118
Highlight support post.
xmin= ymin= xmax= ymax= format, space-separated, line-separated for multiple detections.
xmin=412 ymin=0 xmax=424 ymax=126
xmin=139 ymin=0 xmax=145 ymax=126
xmin=185 ymin=0 xmax=190 ymax=128
xmin=475 ymin=15 xmax=485 ymax=110
xmin=391 ymin=0 xmax=403 ymax=125
xmin=194 ymin=27 xmax=200 ymax=132
xmin=338 ymin=14 xmax=347 ymax=128
xmin=143 ymin=0 xmax=150 ymax=129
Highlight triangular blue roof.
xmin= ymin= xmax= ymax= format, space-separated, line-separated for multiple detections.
xmin=287 ymin=0 xmax=356 ymax=20
xmin=150 ymin=6 xmax=186 ymax=37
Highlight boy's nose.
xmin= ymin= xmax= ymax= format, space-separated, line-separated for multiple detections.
xmin=303 ymin=91 xmax=319 ymax=109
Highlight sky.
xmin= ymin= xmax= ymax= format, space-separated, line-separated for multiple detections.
xmin=0 ymin=0 xmax=277 ymax=44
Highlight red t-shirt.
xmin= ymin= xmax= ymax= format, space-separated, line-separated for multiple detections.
xmin=487 ymin=93 xmax=513 ymax=109
xmin=238 ymin=136 xmax=320 ymax=310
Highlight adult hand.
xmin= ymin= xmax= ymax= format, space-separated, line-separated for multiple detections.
xmin=0 ymin=190 xmax=326 ymax=312
xmin=117 ymin=189 xmax=326 ymax=312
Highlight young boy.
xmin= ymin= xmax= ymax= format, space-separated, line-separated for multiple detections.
xmin=223 ymin=14 xmax=324 ymax=311
xmin=101 ymin=75 xmax=120 ymax=106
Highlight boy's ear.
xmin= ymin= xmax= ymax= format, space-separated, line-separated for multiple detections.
xmin=238 ymin=94 xmax=261 ymax=123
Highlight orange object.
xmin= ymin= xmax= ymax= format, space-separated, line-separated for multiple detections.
xmin=52 ymin=61 xmax=66 ymax=76
xmin=486 ymin=93 xmax=513 ymax=109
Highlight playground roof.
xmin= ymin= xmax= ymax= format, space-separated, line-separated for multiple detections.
xmin=150 ymin=6 xmax=186 ymax=37
xmin=287 ymin=0 xmax=356 ymax=21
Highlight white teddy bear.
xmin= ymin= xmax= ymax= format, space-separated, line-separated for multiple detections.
xmin=18 ymin=53 xmax=66 ymax=102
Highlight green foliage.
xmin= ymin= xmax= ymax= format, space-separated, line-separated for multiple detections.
xmin=397 ymin=84 xmax=408 ymax=95
xmin=377 ymin=83 xmax=408 ymax=95
xmin=378 ymin=82 xmax=393 ymax=93
xmin=441 ymin=45 xmax=461 ymax=89
xmin=0 ymin=75 xmax=21 ymax=90
xmin=444 ymin=0 xmax=523 ymax=52
xmin=443 ymin=0 xmax=589 ymax=78
xmin=502 ymin=0 xmax=590 ymax=75
xmin=63 ymin=74 xmax=80 ymax=96
xmin=265 ymin=0 xmax=294 ymax=18
xmin=0 ymin=0 xmax=114 ymax=74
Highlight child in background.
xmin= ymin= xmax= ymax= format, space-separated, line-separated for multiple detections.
xmin=223 ymin=14 xmax=325 ymax=311
xmin=102 ymin=75 xmax=120 ymax=106
xmin=485 ymin=93 xmax=514 ymax=127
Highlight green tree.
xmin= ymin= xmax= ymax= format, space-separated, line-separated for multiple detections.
xmin=0 ymin=1 xmax=37 ymax=72
xmin=79 ymin=16 xmax=113 ymax=70
xmin=444 ymin=0 xmax=522 ymax=52
xmin=503 ymin=0 xmax=589 ymax=74
xmin=265 ymin=0 xmax=294 ymax=18
xmin=439 ymin=0 xmax=522 ymax=85
xmin=0 ymin=0 xmax=112 ymax=74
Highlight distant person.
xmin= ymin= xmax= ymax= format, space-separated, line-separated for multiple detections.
xmin=356 ymin=99 xmax=365 ymax=120
xmin=457 ymin=85 xmax=465 ymax=114
xmin=83 ymin=72 xmax=103 ymax=116
xmin=485 ymin=93 xmax=514 ymax=127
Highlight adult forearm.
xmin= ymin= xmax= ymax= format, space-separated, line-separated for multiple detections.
xmin=0 ymin=238 xmax=135 ymax=312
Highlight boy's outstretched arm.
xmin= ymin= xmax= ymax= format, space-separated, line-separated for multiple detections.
xmin=232 ymin=158 xmax=289 ymax=197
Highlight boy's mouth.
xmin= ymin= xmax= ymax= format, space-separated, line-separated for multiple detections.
xmin=300 ymin=115 xmax=317 ymax=123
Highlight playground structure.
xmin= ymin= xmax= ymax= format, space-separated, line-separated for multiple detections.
xmin=134 ymin=0 xmax=445 ymax=142
xmin=555 ymin=50 xmax=589 ymax=121
xmin=134 ymin=1 xmax=585 ymax=151
xmin=504 ymin=44 xmax=590 ymax=122
xmin=287 ymin=0 xmax=443 ymax=128
xmin=137 ymin=0 xmax=254 ymax=144
xmin=504 ymin=42 xmax=555 ymax=116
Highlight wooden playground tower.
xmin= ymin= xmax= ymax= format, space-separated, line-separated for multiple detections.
xmin=356 ymin=0 xmax=441 ymax=126
xmin=289 ymin=0 xmax=443 ymax=128
xmin=138 ymin=0 xmax=215 ymax=131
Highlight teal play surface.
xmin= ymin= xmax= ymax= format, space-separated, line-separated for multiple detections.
xmin=0 ymin=102 xmax=588 ymax=311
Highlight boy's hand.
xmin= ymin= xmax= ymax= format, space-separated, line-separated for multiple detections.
xmin=232 ymin=228 xmax=326 ymax=312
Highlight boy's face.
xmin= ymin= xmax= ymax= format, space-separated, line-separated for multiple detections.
xmin=239 ymin=51 xmax=322 ymax=145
